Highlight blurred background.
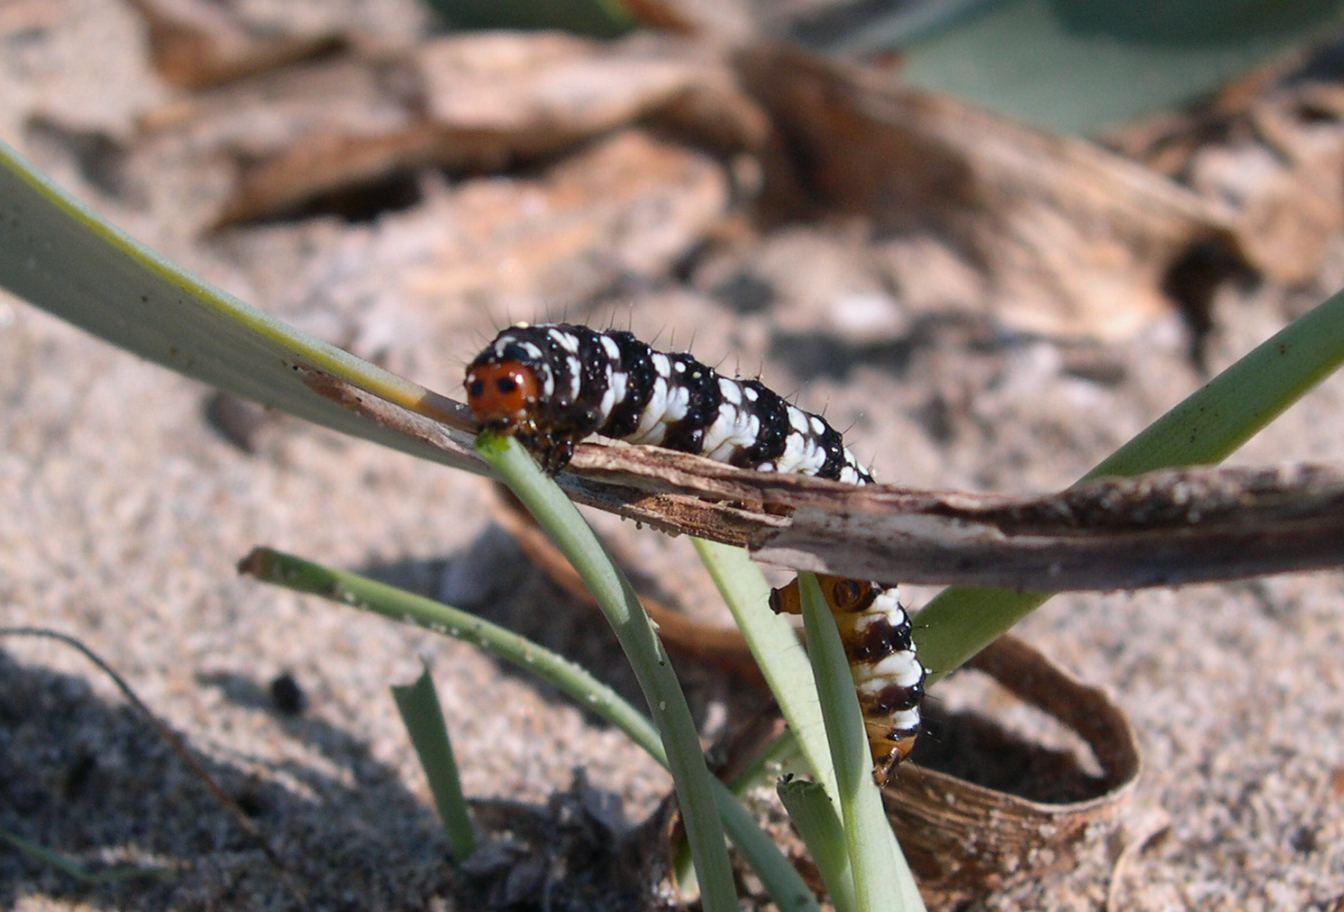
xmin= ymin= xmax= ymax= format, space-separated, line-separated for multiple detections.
xmin=3 ymin=1 xmax=1344 ymax=909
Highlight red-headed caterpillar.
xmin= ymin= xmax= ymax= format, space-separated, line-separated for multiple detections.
xmin=466 ymin=322 xmax=924 ymax=783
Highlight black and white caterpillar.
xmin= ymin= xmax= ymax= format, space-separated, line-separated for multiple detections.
xmin=465 ymin=322 xmax=925 ymax=783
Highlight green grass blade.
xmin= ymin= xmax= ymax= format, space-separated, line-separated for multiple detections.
xmin=694 ymin=532 xmax=924 ymax=911
xmin=0 ymin=138 xmax=475 ymax=472
xmin=917 ymin=285 xmax=1344 ymax=681
xmin=777 ymin=778 xmax=857 ymax=912
xmin=240 ymin=547 xmax=662 ymax=754
xmin=713 ymin=798 xmax=819 ymax=912
xmin=799 ymin=574 xmax=924 ymax=912
xmin=240 ymin=547 xmax=820 ymax=912
xmin=1086 ymin=289 xmax=1344 ymax=478
xmin=474 ymin=432 xmax=738 ymax=912
xmin=692 ymin=538 xmax=839 ymax=800
xmin=390 ymin=667 xmax=477 ymax=860
xmin=0 ymin=830 xmax=169 ymax=884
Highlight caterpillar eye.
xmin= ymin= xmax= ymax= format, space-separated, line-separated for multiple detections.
xmin=468 ymin=378 xmax=485 ymax=398
xmin=496 ymin=376 xmax=518 ymax=394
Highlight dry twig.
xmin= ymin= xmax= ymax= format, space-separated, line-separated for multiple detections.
xmin=303 ymin=369 xmax=1344 ymax=591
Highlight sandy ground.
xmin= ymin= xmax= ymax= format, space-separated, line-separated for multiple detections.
xmin=3 ymin=2 xmax=1344 ymax=910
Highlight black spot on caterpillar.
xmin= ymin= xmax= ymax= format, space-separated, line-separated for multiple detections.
xmin=466 ymin=322 xmax=924 ymax=783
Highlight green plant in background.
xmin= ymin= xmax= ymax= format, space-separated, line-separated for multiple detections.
xmin=914 ymin=283 xmax=1344 ymax=682
xmin=5 ymin=102 xmax=1344 ymax=912
xmin=797 ymin=0 xmax=1344 ymax=134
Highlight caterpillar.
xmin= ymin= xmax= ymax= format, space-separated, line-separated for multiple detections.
xmin=465 ymin=322 xmax=925 ymax=784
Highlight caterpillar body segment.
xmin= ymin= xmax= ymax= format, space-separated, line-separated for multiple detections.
xmin=466 ymin=322 xmax=925 ymax=783
xmin=466 ymin=323 xmax=874 ymax=481
xmin=769 ymin=575 xmax=924 ymax=783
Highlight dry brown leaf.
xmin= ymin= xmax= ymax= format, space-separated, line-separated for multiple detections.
xmin=413 ymin=32 xmax=766 ymax=156
xmin=735 ymin=43 xmax=1245 ymax=340
xmin=1189 ymin=90 xmax=1344 ymax=286
xmin=137 ymin=53 xmax=420 ymax=151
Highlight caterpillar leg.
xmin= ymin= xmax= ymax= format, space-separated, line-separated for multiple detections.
xmin=771 ymin=574 xmax=925 ymax=785
xmin=518 ymin=431 xmax=576 ymax=474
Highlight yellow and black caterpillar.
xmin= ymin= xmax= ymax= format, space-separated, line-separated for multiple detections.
xmin=466 ymin=323 xmax=925 ymax=783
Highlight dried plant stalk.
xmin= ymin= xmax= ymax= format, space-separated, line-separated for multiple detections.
xmin=305 ymin=368 xmax=1344 ymax=592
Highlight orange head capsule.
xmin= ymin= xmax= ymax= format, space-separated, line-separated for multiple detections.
xmin=465 ymin=360 xmax=542 ymax=431
xmin=768 ymin=574 xmax=878 ymax=616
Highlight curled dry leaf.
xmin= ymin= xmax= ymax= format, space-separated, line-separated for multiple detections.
xmin=303 ymin=369 xmax=1344 ymax=591
xmin=734 ymin=43 xmax=1246 ymax=340
xmin=208 ymin=128 xmax=731 ymax=320
xmin=412 ymin=32 xmax=766 ymax=157
xmin=885 ymin=635 xmax=1140 ymax=907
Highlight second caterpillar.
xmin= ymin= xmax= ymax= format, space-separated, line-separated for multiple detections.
xmin=465 ymin=322 xmax=926 ymax=783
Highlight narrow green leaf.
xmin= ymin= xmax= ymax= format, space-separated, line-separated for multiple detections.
xmin=777 ymin=778 xmax=857 ymax=912
xmin=799 ymin=574 xmax=924 ymax=912
xmin=0 ymin=139 xmax=476 ymax=473
xmin=390 ymin=667 xmax=476 ymax=860
xmin=692 ymin=538 xmax=839 ymax=800
xmin=695 ymin=535 xmax=925 ymax=911
xmin=474 ymin=432 xmax=739 ymax=912
xmin=241 ymin=546 xmax=818 ymax=912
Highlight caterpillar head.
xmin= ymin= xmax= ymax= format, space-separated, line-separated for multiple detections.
xmin=465 ymin=359 xmax=542 ymax=432
xmin=768 ymin=574 xmax=878 ymax=615
xmin=465 ymin=329 xmax=553 ymax=433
